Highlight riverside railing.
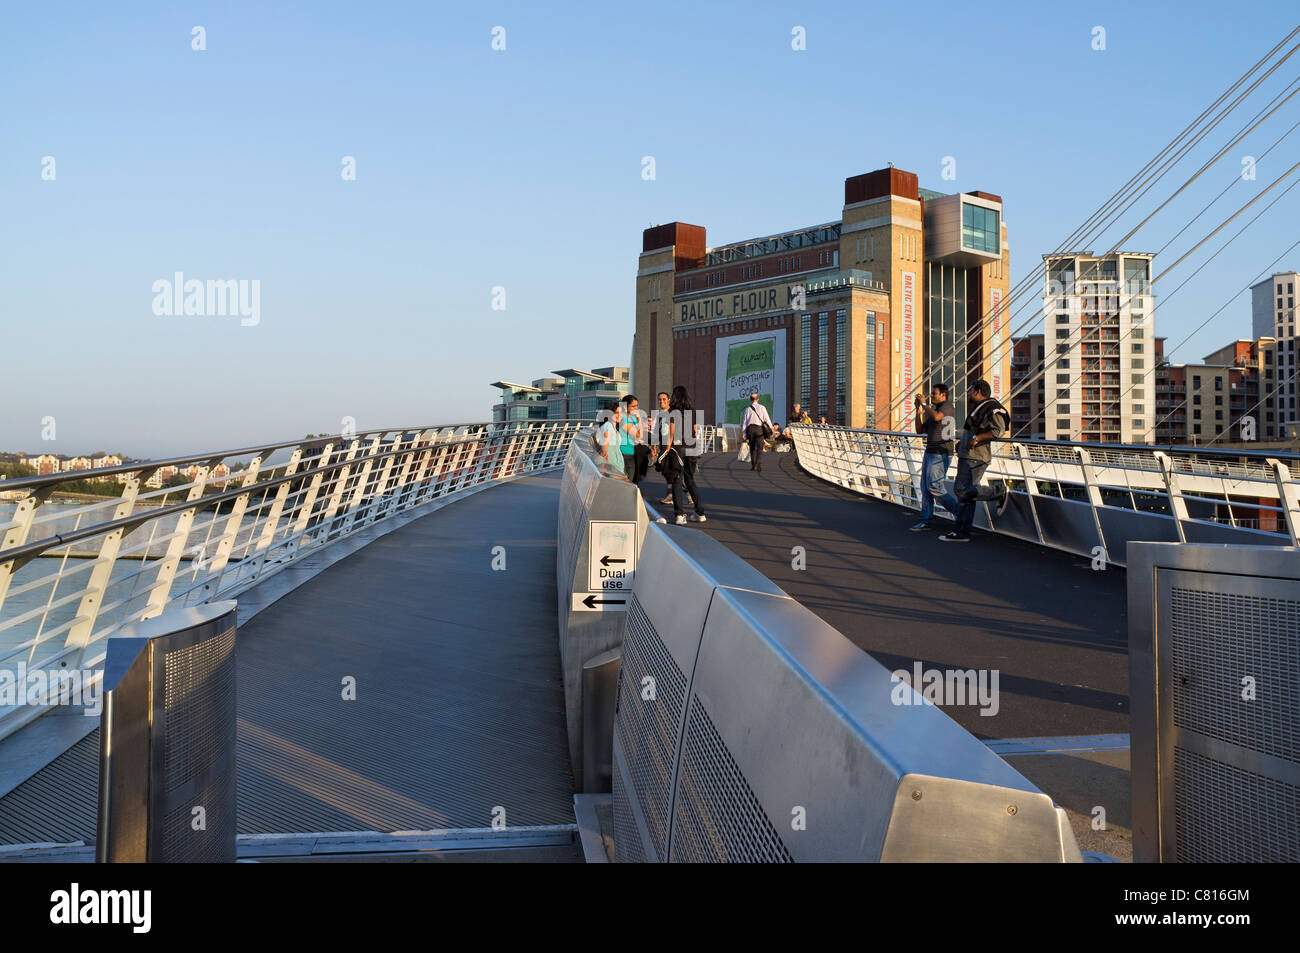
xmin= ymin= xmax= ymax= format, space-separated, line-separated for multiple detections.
xmin=0 ymin=420 xmax=585 ymax=740
xmin=789 ymin=425 xmax=1300 ymax=564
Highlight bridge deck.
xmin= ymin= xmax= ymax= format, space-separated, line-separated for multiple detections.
xmin=0 ymin=472 xmax=576 ymax=851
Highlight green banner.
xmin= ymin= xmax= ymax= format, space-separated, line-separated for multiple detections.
xmin=724 ymin=339 xmax=776 ymax=424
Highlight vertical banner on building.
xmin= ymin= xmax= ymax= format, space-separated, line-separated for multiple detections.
xmin=900 ymin=271 xmax=916 ymax=418
xmin=716 ymin=331 xmax=786 ymax=425
xmin=989 ymin=287 xmax=1003 ymax=399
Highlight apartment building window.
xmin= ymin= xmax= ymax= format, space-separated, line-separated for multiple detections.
xmin=817 ymin=312 xmax=829 ymax=418
xmin=1057 ymin=433 xmax=1070 ymax=441
xmin=1132 ymin=343 xmax=1143 ymax=352
xmin=864 ymin=311 xmax=877 ymax=425
xmin=1132 ymin=327 xmax=1144 ymax=338
xmin=1133 ymin=404 xmax=1145 ymax=413
xmin=1057 ymin=313 xmax=1070 ymax=323
xmin=1215 ymin=395 xmax=1223 ymax=405
xmin=1057 ymin=389 xmax=1069 ymax=399
xmin=1194 ymin=395 xmax=1201 ymax=405
xmin=1057 ymin=343 xmax=1070 ymax=354
xmin=1132 ymin=374 xmax=1144 ymax=384
xmin=1057 ymin=374 xmax=1070 ymax=383
xmin=1059 ymin=359 xmax=1070 ymax=368
xmin=1194 ymin=409 xmax=1202 ymax=419
xmin=1215 ymin=377 xmax=1223 ymax=390
xmin=801 ymin=314 xmax=811 ymax=408
xmin=1058 ymin=404 xmax=1071 ymax=414
xmin=1132 ymin=359 xmax=1144 ymax=368
xmin=835 ymin=310 xmax=847 ymax=422
xmin=962 ymin=203 xmax=1000 ymax=253
xmin=1216 ymin=410 xmax=1223 ymax=420
xmin=1193 ymin=375 xmax=1202 ymax=389
xmin=1056 ymin=328 xmax=1070 ymax=339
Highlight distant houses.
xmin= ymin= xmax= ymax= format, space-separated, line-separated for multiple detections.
xmin=2 ymin=452 xmax=231 ymax=489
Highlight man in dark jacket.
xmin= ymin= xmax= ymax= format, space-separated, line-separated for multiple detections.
xmin=938 ymin=380 xmax=1009 ymax=542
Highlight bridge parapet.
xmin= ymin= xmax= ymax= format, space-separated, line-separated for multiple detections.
xmin=556 ymin=434 xmax=650 ymax=791
xmin=0 ymin=420 xmax=585 ymax=742
xmin=612 ymin=523 xmax=1082 ymax=862
xmin=790 ymin=424 xmax=1300 ymax=563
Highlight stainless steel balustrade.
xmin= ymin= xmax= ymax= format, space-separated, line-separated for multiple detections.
xmin=612 ymin=524 xmax=1082 ymax=862
xmin=0 ymin=420 xmax=586 ymax=741
xmin=790 ymin=424 xmax=1300 ymax=564
xmin=556 ymin=434 xmax=650 ymax=792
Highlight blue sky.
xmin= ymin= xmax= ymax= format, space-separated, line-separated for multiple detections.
xmin=3 ymin=0 xmax=1298 ymax=457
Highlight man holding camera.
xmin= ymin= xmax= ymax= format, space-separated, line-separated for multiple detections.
xmin=910 ymin=383 xmax=956 ymax=531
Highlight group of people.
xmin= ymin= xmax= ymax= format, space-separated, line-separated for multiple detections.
xmin=594 ymin=380 xmax=1010 ymax=543
xmin=911 ymin=379 xmax=1010 ymax=543
xmin=594 ymin=386 xmax=707 ymax=525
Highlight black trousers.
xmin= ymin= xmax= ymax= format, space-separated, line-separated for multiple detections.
xmin=746 ymin=424 xmax=765 ymax=469
xmin=622 ymin=452 xmax=638 ymax=483
xmin=679 ymin=451 xmax=705 ymax=515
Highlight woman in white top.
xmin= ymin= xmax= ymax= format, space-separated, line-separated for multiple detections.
xmin=741 ymin=392 xmax=774 ymax=472
xmin=596 ymin=401 xmax=622 ymax=467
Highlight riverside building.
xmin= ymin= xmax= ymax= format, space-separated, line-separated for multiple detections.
xmin=1251 ymin=272 xmax=1298 ymax=433
xmin=633 ymin=166 xmax=1012 ymax=429
xmin=1039 ymin=251 xmax=1156 ymax=444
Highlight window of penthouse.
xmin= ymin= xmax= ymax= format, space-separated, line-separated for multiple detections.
xmin=962 ymin=203 xmax=1000 ymax=254
xmin=1124 ymin=258 xmax=1149 ymax=295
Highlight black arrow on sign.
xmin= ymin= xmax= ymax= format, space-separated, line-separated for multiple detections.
xmin=600 ymin=555 xmax=626 ymax=567
xmin=583 ymin=595 xmax=627 ymax=608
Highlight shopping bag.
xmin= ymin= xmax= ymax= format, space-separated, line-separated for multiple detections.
xmin=737 ymin=442 xmax=751 ymax=463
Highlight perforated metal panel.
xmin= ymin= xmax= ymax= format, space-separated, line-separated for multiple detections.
xmin=612 ymin=594 xmax=686 ymax=861
xmin=1129 ymin=543 xmax=1300 ymax=863
xmin=156 ymin=624 xmax=237 ymax=862
xmin=1169 ymin=587 xmax=1300 ymax=764
xmin=611 ymin=749 xmax=643 ymax=863
xmin=1173 ymin=748 xmax=1300 ymax=862
xmin=97 ymin=602 xmax=238 ymax=863
xmin=162 ymin=627 xmax=237 ymax=791
xmin=669 ymin=695 xmax=793 ymax=863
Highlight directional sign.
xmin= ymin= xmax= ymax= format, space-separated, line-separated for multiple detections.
xmin=588 ymin=520 xmax=636 ymax=594
xmin=571 ymin=592 xmax=628 ymax=612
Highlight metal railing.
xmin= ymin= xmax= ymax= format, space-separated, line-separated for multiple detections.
xmin=789 ymin=425 xmax=1300 ymax=562
xmin=0 ymin=420 xmax=586 ymax=740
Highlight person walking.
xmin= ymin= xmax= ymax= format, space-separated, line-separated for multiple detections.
xmin=652 ymin=391 xmax=689 ymax=524
xmin=938 ymin=380 xmax=1010 ymax=542
xmin=670 ymin=385 xmax=707 ymax=523
xmin=910 ymin=383 xmax=956 ymax=531
xmin=741 ymin=392 xmax=774 ymax=472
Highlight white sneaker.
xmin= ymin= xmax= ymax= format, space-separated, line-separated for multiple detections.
xmin=689 ymin=514 xmax=707 ymax=522
xmin=655 ymin=517 xmax=667 ymax=524
xmin=659 ymin=495 xmax=673 ymax=504
xmin=674 ymin=515 xmax=688 ymax=525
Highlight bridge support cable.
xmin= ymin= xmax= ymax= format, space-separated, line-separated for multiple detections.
xmin=952 ymin=68 xmax=1300 ymax=422
xmin=898 ymin=38 xmax=1300 ymax=421
xmin=882 ymin=28 xmax=1300 ymax=425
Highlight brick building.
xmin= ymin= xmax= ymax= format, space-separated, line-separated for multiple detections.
xmin=633 ymin=166 xmax=1011 ymax=429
